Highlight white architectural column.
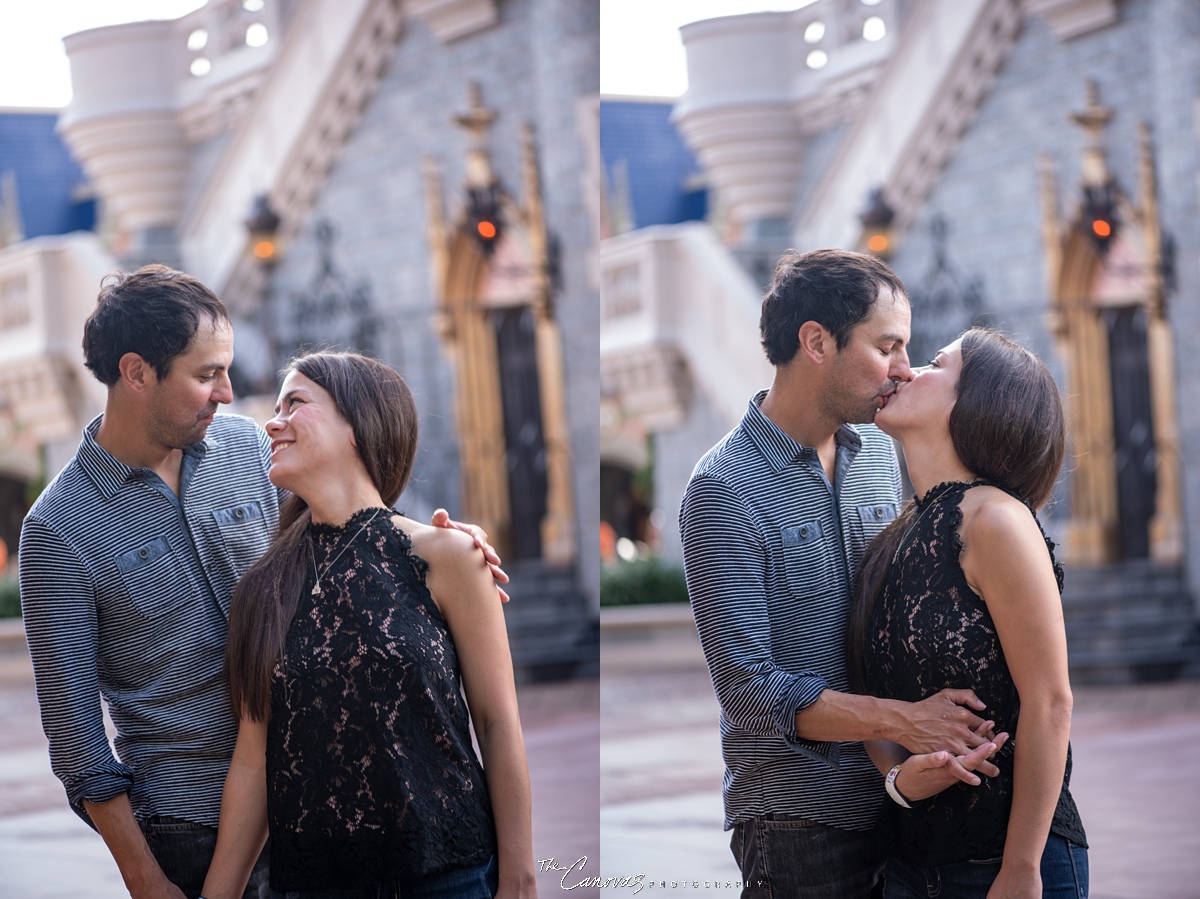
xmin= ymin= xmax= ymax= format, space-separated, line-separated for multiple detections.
xmin=674 ymin=12 xmax=803 ymax=230
xmin=59 ymin=21 xmax=190 ymax=236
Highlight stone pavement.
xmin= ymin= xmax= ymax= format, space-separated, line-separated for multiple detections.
xmin=0 ymin=622 xmax=599 ymax=899
xmin=601 ymin=607 xmax=1200 ymax=899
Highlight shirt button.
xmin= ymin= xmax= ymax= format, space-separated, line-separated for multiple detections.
xmin=799 ymin=526 xmax=808 ymax=538
xmin=875 ymin=506 xmax=884 ymax=517
xmin=234 ymin=508 xmax=245 ymax=520
xmin=138 ymin=548 xmax=149 ymax=559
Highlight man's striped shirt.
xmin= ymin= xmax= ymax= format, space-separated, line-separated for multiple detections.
xmin=19 ymin=414 xmax=280 ymax=827
xmin=679 ymin=391 xmax=902 ymax=831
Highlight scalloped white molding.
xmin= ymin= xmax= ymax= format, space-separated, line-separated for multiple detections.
xmin=1026 ymin=0 xmax=1118 ymax=41
xmin=406 ymin=0 xmax=497 ymax=43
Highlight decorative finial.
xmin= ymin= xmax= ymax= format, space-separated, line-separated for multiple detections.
xmin=453 ymin=81 xmax=497 ymax=188
xmin=1070 ymin=79 xmax=1112 ymax=187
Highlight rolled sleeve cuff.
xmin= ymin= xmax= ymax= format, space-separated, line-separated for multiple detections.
xmin=773 ymin=675 xmax=841 ymax=769
xmin=63 ymin=767 xmax=135 ymax=828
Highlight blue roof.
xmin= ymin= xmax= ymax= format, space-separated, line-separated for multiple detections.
xmin=600 ymin=99 xmax=707 ymax=229
xmin=0 ymin=111 xmax=96 ymax=239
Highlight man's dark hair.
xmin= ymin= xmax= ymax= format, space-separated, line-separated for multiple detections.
xmin=82 ymin=264 xmax=231 ymax=386
xmin=759 ymin=248 xmax=907 ymax=366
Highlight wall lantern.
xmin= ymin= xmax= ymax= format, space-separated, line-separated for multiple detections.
xmin=245 ymin=193 xmax=283 ymax=264
xmin=1080 ymin=181 xmax=1118 ymax=253
xmin=859 ymin=187 xmax=896 ymax=258
xmin=466 ymin=183 xmax=503 ymax=255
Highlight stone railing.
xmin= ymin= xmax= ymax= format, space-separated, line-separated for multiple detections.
xmin=0 ymin=234 xmax=114 ymax=475
xmin=600 ymin=223 xmax=770 ymax=433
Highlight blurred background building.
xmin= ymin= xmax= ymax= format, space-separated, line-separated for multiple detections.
xmin=600 ymin=0 xmax=1200 ymax=683
xmin=0 ymin=0 xmax=600 ymax=681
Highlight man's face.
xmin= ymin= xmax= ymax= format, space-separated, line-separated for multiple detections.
xmin=821 ymin=288 xmax=912 ymax=426
xmin=144 ymin=317 xmax=235 ymax=449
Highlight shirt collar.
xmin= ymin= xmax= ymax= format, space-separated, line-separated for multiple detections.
xmin=741 ymin=390 xmax=863 ymax=474
xmin=76 ymin=414 xmax=211 ymax=501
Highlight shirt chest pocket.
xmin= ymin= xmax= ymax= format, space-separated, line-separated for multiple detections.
xmin=115 ymin=537 xmax=199 ymax=619
xmin=856 ymin=502 xmax=899 ymax=543
xmin=212 ymin=501 xmax=271 ymax=573
xmin=780 ymin=520 xmax=838 ymax=599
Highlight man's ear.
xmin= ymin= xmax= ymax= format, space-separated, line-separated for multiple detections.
xmin=797 ymin=321 xmax=832 ymax=365
xmin=117 ymin=353 xmax=154 ymax=393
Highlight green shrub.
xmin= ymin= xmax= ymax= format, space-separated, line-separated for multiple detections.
xmin=0 ymin=576 xmax=20 ymax=619
xmin=600 ymin=558 xmax=689 ymax=607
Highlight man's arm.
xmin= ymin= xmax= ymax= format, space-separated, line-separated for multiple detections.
xmin=681 ymin=475 xmax=838 ymax=764
xmin=84 ymin=795 xmax=186 ymax=899
xmin=19 ymin=518 xmax=178 ymax=897
xmin=794 ymin=687 xmax=991 ymax=756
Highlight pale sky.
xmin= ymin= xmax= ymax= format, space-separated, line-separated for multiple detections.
xmin=600 ymin=0 xmax=812 ymax=98
xmin=0 ymin=0 xmax=207 ymax=109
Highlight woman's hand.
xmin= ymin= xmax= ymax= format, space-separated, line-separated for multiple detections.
xmin=894 ymin=731 xmax=1009 ymax=802
xmin=985 ymin=862 xmax=1041 ymax=899
xmin=430 ymin=508 xmax=510 ymax=601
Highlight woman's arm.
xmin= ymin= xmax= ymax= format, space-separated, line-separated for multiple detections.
xmin=421 ymin=527 xmax=537 ymax=899
xmin=200 ymin=716 xmax=270 ymax=899
xmin=864 ymin=730 xmax=1008 ymax=803
xmin=960 ymin=496 xmax=1073 ymax=899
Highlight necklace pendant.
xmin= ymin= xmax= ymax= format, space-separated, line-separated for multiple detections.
xmin=311 ymin=583 xmax=321 ymax=596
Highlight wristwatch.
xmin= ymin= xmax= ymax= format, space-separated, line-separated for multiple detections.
xmin=885 ymin=763 xmax=914 ymax=808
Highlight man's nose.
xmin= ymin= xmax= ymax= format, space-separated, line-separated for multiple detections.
xmin=213 ymin=373 xmax=235 ymax=405
xmin=891 ymin=353 xmax=913 ymax=383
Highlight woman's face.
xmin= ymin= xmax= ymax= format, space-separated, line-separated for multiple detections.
xmin=874 ymin=337 xmax=962 ymax=437
xmin=264 ymin=370 xmax=358 ymax=494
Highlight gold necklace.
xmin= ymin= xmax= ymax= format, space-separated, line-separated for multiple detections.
xmin=890 ymin=481 xmax=974 ymax=566
xmin=310 ymin=509 xmax=382 ymax=596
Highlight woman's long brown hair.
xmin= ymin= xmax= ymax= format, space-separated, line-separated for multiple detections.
xmin=845 ymin=328 xmax=1066 ymax=694
xmin=224 ymin=352 xmax=419 ymax=721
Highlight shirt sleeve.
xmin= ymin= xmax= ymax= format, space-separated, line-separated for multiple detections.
xmin=18 ymin=517 xmax=134 ymax=824
xmin=680 ymin=474 xmax=840 ymax=768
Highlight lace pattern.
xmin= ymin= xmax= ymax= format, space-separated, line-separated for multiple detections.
xmin=267 ymin=508 xmax=495 ymax=890
xmin=864 ymin=481 xmax=1085 ymax=867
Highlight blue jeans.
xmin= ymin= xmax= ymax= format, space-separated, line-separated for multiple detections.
xmin=269 ymin=855 xmax=498 ymax=899
xmin=731 ymin=815 xmax=883 ymax=899
xmin=883 ymin=835 xmax=1088 ymax=899
xmin=139 ymin=815 xmax=271 ymax=899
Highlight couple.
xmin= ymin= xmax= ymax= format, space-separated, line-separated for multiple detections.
xmin=19 ymin=265 xmax=536 ymax=899
xmin=681 ymin=249 xmax=1088 ymax=899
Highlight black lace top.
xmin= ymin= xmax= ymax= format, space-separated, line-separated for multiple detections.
xmin=864 ymin=481 xmax=1087 ymax=867
xmin=266 ymin=508 xmax=496 ymax=890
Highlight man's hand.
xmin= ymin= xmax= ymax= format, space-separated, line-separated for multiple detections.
xmin=893 ymin=731 xmax=1010 ymax=803
xmin=897 ymin=688 xmax=992 ymax=755
xmin=430 ymin=508 xmax=510 ymax=602
xmin=128 ymin=873 xmax=188 ymax=899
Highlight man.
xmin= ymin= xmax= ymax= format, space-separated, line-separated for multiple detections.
xmin=19 ymin=265 xmax=501 ymax=899
xmin=679 ymin=249 xmax=994 ymax=899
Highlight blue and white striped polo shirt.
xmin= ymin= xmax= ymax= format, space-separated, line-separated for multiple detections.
xmin=19 ymin=413 xmax=280 ymax=828
xmin=680 ymin=391 xmax=902 ymax=832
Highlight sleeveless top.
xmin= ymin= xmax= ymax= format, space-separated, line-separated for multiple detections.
xmin=266 ymin=507 xmax=496 ymax=890
xmin=863 ymin=480 xmax=1087 ymax=867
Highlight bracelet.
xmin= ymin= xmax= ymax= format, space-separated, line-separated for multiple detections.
xmin=885 ymin=763 xmax=913 ymax=808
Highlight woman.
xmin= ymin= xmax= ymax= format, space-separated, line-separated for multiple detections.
xmin=200 ymin=351 xmax=536 ymax=899
xmin=845 ymin=329 xmax=1088 ymax=899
